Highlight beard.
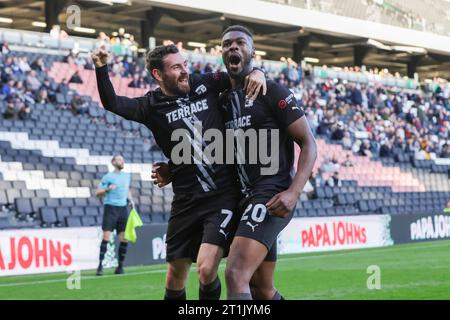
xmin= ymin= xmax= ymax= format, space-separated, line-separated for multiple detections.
xmin=226 ymin=54 xmax=252 ymax=80
xmin=162 ymin=73 xmax=190 ymax=96
xmin=114 ymin=163 xmax=124 ymax=170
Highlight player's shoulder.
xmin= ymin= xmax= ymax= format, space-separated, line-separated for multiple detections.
xmin=102 ymin=171 xmax=112 ymax=179
xmin=266 ymin=80 xmax=290 ymax=93
xmin=263 ymin=80 xmax=296 ymax=104
xmin=190 ymin=71 xmax=222 ymax=91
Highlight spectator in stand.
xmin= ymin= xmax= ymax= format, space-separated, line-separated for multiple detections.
xmin=331 ymin=121 xmax=345 ymax=141
xmin=321 ymin=157 xmax=339 ymax=173
xmin=71 ymin=94 xmax=89 ymax=115
xmin=36 ymin=87 xmax=49 ymax=104
xmin=440 ymin=144 xmax=450 ymax=158
xmin=342 ymin=131 xmax=353 ymax=150
xmin=342 ymin=154 xmax=354 ymax=167
xmin=58 ymin=78 xmax=70 ymax=94
xmin=312 ymin=170 xmax=325 ymax=188
xmin=3 ymin=99 xmax=16 ymax=119
xmin=204 ymin=63 xmax=213 ymax=73
xmin=128 ymin=73 xmax=143 ymax=88
xmin=326 ymin=171 xmax=342 ymax=187
xmin=0 ymin=41 xmax=10 ymax=54
xmin=17 ymin=101 xmax=31 ymax=120
xmin=1 ymin=79 xmax=14 ymax=96
xmin=26 ymin=70 xmax=41 ymax=92
xmin=359 ymin=139 xmax=373 ymax=157
xmin=30 ymin=57 xmax=45 ymax=73
xmin=69 ymin=71 xmax=83 ymax=84
xmin=40 ymin=79 xmax=56 ymax=103
xmin=379 ymin=139 xmax=393 ymax=158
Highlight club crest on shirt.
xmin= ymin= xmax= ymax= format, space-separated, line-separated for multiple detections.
xmin=245 ymin=97 xmax=254 ymax=108
xmin=195 ymin=84 xmax=207 ymax=95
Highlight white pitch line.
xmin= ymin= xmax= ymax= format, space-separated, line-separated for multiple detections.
xmin=1 ymin=241 xmax=448 ymax=288
xmin=0 ymin=269 xmax=168 ymax=288
xmin=277 ymin=241 xmax=450 ymax=262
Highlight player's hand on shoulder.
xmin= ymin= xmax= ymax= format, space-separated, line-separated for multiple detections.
xmin=244 ymin=69 xmax=267 ymax=101
xmin=151 ymin=162 xmax=172 ymax=188
xmin=266 ymin=189 xmax=299 ymax=218
xmin=91 ymin=48 xmax=109 ymax=68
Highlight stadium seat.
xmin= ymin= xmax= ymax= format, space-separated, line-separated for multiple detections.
xmin=74 ymin=199 xmax=88 ymax=207
xmin=140 ymin=214 xmax=151 ymax=224
xmin=66 ymin=216 xmax=82 ymax=227
xmin=40 ymin=208 xmax=58 ymax=227
xmin=151 ymin=213 xmax=165 ymax=223
xmin=45 ymin=198 xmax=60 ymax=207
xmin=6 ymin=189 xmax=21 ymax=204
xmin=56 ymin=207 xmax=71 ymax=221
xmin=358 ymin=200 xmax=369 ymax=212
xmin=81 ymin=216 xmax=96 ymax=227
xmin=15 ymin=198 xmax=33 ymax=215
xmin=0 ymin=217 xmax=11 ymax=229
xmin=85 ymin=206 xmax=99 ymax=216
xmin=0 ymin=190 xmax=8 ymax=206
xmin=71 ymin=207 xmax=85 ymax=217
xmin=60 ymin=198 xmax=74 ymax=207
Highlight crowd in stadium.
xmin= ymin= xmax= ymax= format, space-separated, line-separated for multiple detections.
xmin=81 ymin=44 xmax=450 ymax=164
xmin=1 ymin=33 xmax=449 ymax=167
xmin=300 ymin=80 xmax=450 ymax=161
xmin=0 ymin=47 xmax=96 ymax=119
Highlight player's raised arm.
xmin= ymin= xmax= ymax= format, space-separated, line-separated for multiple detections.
xmin=92 ymin=49 xmax=150 ymax=124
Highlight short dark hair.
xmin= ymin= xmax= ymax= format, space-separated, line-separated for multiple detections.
xmin=146 ymin=44 xmax=179 ymax=79
xmin=222 ymin=25 xmax=253 ymax=40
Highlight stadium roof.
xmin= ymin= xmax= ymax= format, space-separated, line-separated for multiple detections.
xmin=0 ymin=0 xmax=449 ymax=80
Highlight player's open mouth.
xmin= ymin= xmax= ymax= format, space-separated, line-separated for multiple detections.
xmin=229 ymin=54 xmax=241 ymax=68
xmin=178 ymin=77 xmax=188 ymax=84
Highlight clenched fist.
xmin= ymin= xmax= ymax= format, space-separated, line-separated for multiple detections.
xmin=91 ymin=48 xmax=109 ymax=68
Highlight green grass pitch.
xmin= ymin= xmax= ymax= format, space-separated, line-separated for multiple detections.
xmin=1 ymin=240 xmax=449 ymax=300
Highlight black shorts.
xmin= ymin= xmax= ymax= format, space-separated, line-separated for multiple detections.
xmin=165 ymin=187 xmax=242 ymax=263
xmin=102 ymin=204 xmax=129 ymax=233
xmin=235 ymin=192 xmax=295 ymax=262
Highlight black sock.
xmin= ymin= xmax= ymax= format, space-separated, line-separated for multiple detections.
xmin=98 ymin=240 xmax=108 ymax=268
xmin=199 ymin=276 xmax=221 ymax=300
xmin=164 ymin=288 xmax=186 ymax=300
xmin=118 ymin=242 xmax=128 ymax=268
xmin=272 ymin=291 xmax=285 ymax=300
